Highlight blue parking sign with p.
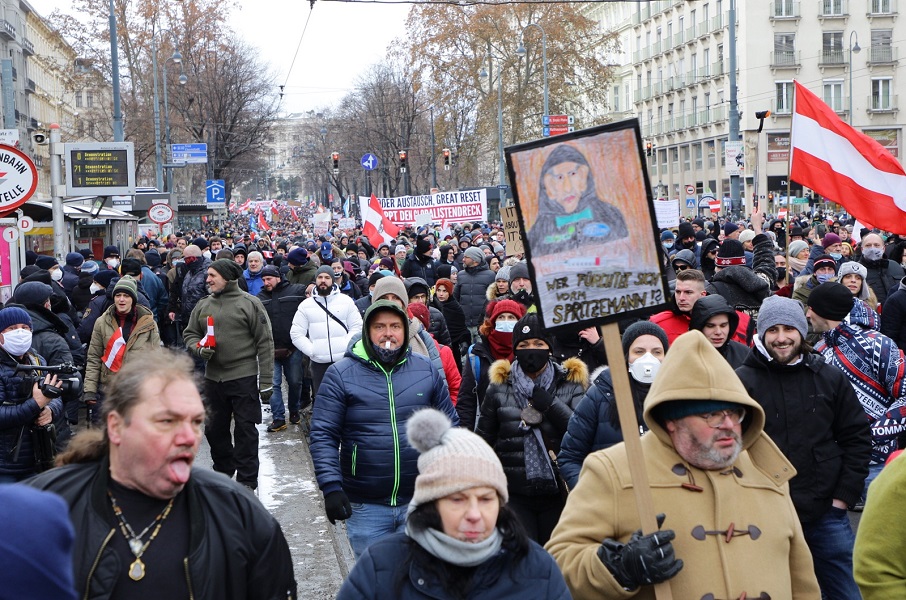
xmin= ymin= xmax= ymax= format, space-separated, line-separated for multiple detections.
xmin=206 ymin=180 xmax=225 ymax=205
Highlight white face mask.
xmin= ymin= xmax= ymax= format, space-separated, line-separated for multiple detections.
xmin=106 ymin=258 xmax=120 ymax=269
xmin=203 ymin=250 xmax=212 ymax=260
xmin=90 ymin=283 xmax=104 ymax=294
xmin=50 ymin=269 xmax=63 ymax=282
xmin=628 ymin=352 xmax=662 ymax=384
xmin=495 ymin=319 xmax=516 ymax=333
xmin=1 ymin=328 xmax=32 ymax=357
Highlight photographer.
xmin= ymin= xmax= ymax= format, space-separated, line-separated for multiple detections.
xmin=0 ymin=307 xmax=63 ymax=483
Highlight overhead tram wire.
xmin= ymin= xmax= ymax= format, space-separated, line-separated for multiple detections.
xmin=319 ymin=0 xmax=654 ymax=4
xmin=278 ymin=7 xmax=315 ymax=105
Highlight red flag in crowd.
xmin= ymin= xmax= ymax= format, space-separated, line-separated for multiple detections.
xmin=290 ymin=206 xmax=299 ymax=220
xmin=197 ymin=316 xmax=216 ymax=349
xmin=790 ymin=80 xmax=906 ymax=233
xmin=258 ymin=212 xmax=270 ymax=231
xmin=102 ymin=328 xmax=127 ymax=372
xmin=362 ymin=193 xmax=400 ymax=247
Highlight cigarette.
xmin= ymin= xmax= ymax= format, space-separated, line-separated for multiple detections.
xmin=385 ymin=341 xmax=391 ymax=349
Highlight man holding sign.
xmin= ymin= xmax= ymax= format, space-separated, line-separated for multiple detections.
xmin=547 ymin=331 xmax=819 ymax=599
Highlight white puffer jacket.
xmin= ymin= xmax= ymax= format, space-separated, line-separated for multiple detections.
xmin=290 ymin=286 xmax=363 ymax=364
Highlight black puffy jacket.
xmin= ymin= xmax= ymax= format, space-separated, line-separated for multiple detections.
xmin=454 ymin=261 xmax=495 ymax=327
xmin=25 ymin=458 xmax=297 ymax=599
xmin=477 ymin=358 xmax=588 ymax=496
xmin=860 ymin=256 xmax=905 ymax=305
xmin=735 ymin=347 xmax=871 ymax=523
xmin=257 ymin=279 xmax=306 ymax=351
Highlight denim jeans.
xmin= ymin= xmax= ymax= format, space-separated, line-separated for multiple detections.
xmin=863 ymin=462 xmax=885 ymax=501
xmin=270 ymin=351 xmax=304 ymax=421
xmin=345 ymin=502 xmax=407 ymax=559
xmin=801 ymin=507 xmax=861 ymax=600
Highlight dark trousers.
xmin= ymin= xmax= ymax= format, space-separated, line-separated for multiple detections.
xmin=310 ymin=360 xmax=332 ymax=400
xmin=204 ymin=375 xmax=261 ymax=488
xmin=507 ymin=492 xmax=565 ymax=546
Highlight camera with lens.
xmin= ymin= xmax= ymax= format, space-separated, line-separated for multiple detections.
xmin=15 ymin=362 xmax=83 ymax=399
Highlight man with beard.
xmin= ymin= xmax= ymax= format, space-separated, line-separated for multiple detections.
xmin=735 ymin=294 xmax=870 ymax=600
xmin=290 ymin=265 xmax=362 ymax=397
xmin=26 ymin=351 xmax=296 ymax=599
xmin=184 ymin=259 xmax=274 ymax=491
xmin=548 ymin=330 xmax=819 ymax=599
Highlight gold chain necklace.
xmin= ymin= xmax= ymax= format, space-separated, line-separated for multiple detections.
xmin=107 ymin=490 xmax=175 ymax=581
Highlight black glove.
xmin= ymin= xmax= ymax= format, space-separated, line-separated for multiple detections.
xmin=597 ymin=514 xmax=683 ymax=590
xmin=324 ymin=491 xmax=352 ymax=524
xmin=530 ymin=386 xmax=554 ymax=413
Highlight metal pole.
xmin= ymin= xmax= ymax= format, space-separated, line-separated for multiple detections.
xmin=49 ymin=124 xmax=66 ymax=261
xmin=162 ymin=59 xmax=171 ymax=192
xmin=109 ymin=0 xmax=124 ymax=141
xmin=728 ymin=0 xmax=740 ymax=217
xmin=429 ymin=106 xmax=438 ymax=189
xmin=151 ymin=38 xmax=163 ymax=191
xmin=498 ymin=64 xmax=505 ymax=188
xmin=849 ymin=31 xmax=859 ymax=125
xmin=541 ymin=28 xmax=548 ymax=119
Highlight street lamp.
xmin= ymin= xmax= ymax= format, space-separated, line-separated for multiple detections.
xmin=516 ymin=23 xmax=548 ymax=119
xmin=480 ymin=59 xmax=505 ymax=188
xmin=849 ymin=31 xmax=861 ymax=125
xmin=151 ymin=30 xmax=184 ymax=192
xmin=161 ymin=49 xmax=187 ymax=193
xmin=429 ymin=105 xmax=438 ymax=190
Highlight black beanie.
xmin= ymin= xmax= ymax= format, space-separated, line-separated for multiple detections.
xmin=511 ymin=313 xmax=552 ymax=351
xmin=678 ymin=222 xmax=695 ymax=239
xmin=715 ymin=240 xmax=746 ymax=267
xmin=209 ymin=259 xmax=243 ymax=281
xmin=807 ymin=282 xmax=855 ymax=321
xmin=621 ymin=321 xmax=669 ymax=356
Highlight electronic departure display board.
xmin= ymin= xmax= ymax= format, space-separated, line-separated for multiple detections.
xmin=64 ymin=143 xmax=136 ymax=196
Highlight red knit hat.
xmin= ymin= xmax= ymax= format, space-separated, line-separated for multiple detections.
xmin=487 ymin=299 xmax=526 ymax=322
xmin=407 ymin=302 xmax=431 ymax=330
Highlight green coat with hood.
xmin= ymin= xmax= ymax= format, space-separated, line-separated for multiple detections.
xmin=547 ymin=330 xmax=820 ymax=600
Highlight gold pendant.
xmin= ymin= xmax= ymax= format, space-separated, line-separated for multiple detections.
xmin=129 ymin=558 xmax=145 ymax=581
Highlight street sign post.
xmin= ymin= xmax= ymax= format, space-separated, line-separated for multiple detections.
xmin=360 ymin=153 xmax=378 ymax=171
xmin=64 ymin=143 xmax=136 ymax=196
xmin=543 ymin=126 xmax=575 ymax=137
xmin=170 ymin=143 xmax=208 ymax=164
xmin=148 ymin=203 xmax=174 ymax=224
xmin=685 ymin=184 xmax=696 ymax=196
xmin=542 ymin=115 xmax=574 ymax=126
xmin=0 ymin=145 xmax=37 ymax=215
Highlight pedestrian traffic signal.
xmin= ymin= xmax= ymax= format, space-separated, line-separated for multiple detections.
xmin=332 ymin=152 xmax=339 ymax=175
xmin=645 ymin=142 xmax=653 ymax=157
xmin=443 ymin=148 xmax=451 ymax=170
xmin=399 ymin=150 xmax=408 ymax=173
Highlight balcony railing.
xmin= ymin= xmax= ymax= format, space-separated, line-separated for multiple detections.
xmin=0 ymin=19 xmax=15 ymax=40
xmin=868 ymin=45 xmax=897 ymax=63
xmin=712 ymin=60 xmax=725 ymax=76
xmin=868 ymin=0 xmax=897 ymax=14
xmin=868 ymin=93 xmax=898 ymax=112
xmin=819 ymin=50 xmax=846 ymax=65
xmin=21 ymin=38 xmax=33 ymax=56
xmin=24 ymin=78 xmax=35 ymax=94
xmin=772 ymin=98 xmax=794 ymax=114
xmin=771 ymin=1 xmax=801 ymax=17
xmin=819 ymin=0 xmax=849 ymax=16
xmin=771 ymin=50 xmax=801 ymax=67
xmin=711 ymin=14 xmax=725 ymax=31
xmin=686 ymin=25 xmax=697 ymax=40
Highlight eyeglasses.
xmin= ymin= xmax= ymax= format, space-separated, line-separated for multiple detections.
xmin=675 ymin=265 xmax=691 ymax=272
xmin=696 ymin=408 xmax=746 ymax=428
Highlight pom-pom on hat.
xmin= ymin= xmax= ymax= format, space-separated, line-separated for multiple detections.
xmin=407 ymin=408 xmax=508 ymax=510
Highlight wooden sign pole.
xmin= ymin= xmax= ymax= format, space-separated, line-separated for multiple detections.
xmin=601 ymin=323 xmax=674 ymax=600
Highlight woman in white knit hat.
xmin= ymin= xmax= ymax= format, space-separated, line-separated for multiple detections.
xmin=337 ymin=408 xmax=569 ymax=600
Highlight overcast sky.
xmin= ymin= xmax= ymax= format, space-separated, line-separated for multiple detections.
xmin=28 ymin=0 xmax=410 ymax=116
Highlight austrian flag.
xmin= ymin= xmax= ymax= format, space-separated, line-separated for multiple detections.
xmin=198 ymin=316 xmax=216 ymax=348
xmin=101 ymin=328 xmax=127 ymax=372
xmin=790 ymin=80 xmax=906 ymax=233
xmin=362 ymin=193 xmax=400 ymax=247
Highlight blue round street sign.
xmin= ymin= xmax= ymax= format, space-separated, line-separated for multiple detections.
xmin=361 ymin=153 xmax=378 ymax=171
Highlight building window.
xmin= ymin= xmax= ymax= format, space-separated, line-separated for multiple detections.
xmin=775 ymin=81 xmax=794 ymax=113
xmin=871 ymin=0 xmax=892 ymax=14
xmin=75 ymin=91 xmax=82 ymax=108
xmin=774 ymin=0 xmax=796 ymax=17
xmin=682 ymin=145 xmax=691 ymax=170
xmin=870 ymin=30 xmax=893 ymax=63
xmin=719 ymin=138 xmax=728 ymax=166
xmin=871 ymin=77 xmax=893 ymax=110
xmin=821 ymin=0 xmax=844 ymax=16
xmin=822 ymin=32 xmax=843 ymax=64
xmin=613 ymin=84 xmax=620 ymax=112
xmin=773 ymin=33 xmax=796 ymax=66
xmin=671 ymin=147 xmax=679 ymax=171
xmin=695 ymin=143 xmax=703 ymax=169
xmin=823 ymin=79 xmax=845 ymax=112
xmin=86 ymin=91 xmax=93 ymax=108
xmin=707 ymin=140 xmax=716 ymax=168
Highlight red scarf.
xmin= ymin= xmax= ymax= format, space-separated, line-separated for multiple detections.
xmin=487 ymin=331 xmax=514 ymax=362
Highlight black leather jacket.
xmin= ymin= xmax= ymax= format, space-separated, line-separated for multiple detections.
xmin=26 ymin=458 xmax=297 ymax=600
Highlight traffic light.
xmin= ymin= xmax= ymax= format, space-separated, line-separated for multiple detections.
xmin=399 ymin=150 xmax=408 ymax=173
xmin=442 ymin=148 xmax=451 ymax=170
xmin=331 ymin=152 xmax=339 ymax=175
xmin=645 ymin=142 xmax=653 ymax=157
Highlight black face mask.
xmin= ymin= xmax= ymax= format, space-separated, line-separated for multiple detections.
xmin=515 ymin=348 xmax=549 ymax=373
xmin=776 ymin=267 xmax=787 ymax=281
xmin=371 ymin=342 xmax=403 ymax=365
xmin=513 ymin=289 xmax=533 ymax=306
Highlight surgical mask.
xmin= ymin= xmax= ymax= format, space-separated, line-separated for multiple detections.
xmin=173 ymin=259 xmax=184 ymax=266
xmin=1 ymin=329 xmax=32 ymax=357
xmin=106 ymin=258 xmax=119 ymax=269
xmin=829 ymin=252 xmax=843 ymax=260
xmin=515 ymin=348 xmax=549 ymax=373
xmin=90 ymin=283 xmax=103 ymax=294
xmin=495 ymin=320 xmax=516 ymax=333
xmin=662 ymin=241 xmax=674 ymax=250
xmin=629 ymin=352 xmax=661 ymax=384
xmin=50 ymin=269 xmax=63 ymax=282
xmin=203 ymin=250 xmax=212 ymax=260
xmin=862 ymin=247 xmax=884 ymax=262
xmin=816 ymin=273 xmax=834 ymax=284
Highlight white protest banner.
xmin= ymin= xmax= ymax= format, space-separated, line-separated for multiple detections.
xmin=358 ymin=189 xmax=487 ymax=226
xmin=313 ymin=212 xmax=331 ymax=237
xmin=654 ymin=199 xmax=680 ymax=229
xmin=337 ymin=217 xmax=356 ymax=230
xmin=501 ymin=206 xmax=524 ymax=255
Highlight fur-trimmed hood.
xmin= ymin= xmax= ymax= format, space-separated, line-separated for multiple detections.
xmin=489 ymin=356 xmax=589 ymax=390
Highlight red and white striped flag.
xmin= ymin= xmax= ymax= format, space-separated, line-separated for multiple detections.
xmin=257 ymin=212 xmax=270 ymax=232
xmin=101 ymin=328 xmax=127 ymax=372
xmin=362 ymin=193 xmax=400 ymax=248
xmin=790 ymin=80 xmax=906 ymax=233
xmin=197 ymin=316 xmax=216 ymax=348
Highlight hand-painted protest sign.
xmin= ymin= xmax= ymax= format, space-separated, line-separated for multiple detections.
xmin=337 ymin=217 xmax=356 ymax=231
xmin=501 ymin=206 xmax=524 ymax=255
xmin=358 ymin=189 xmax=487 ymax=226
xmin=312 ymin=212 xmax=331 ymax=237
xmin=506 ymin=119 xmax=669 ymax=332
xmin=654 ymin=199 xmax=680 ymax=229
